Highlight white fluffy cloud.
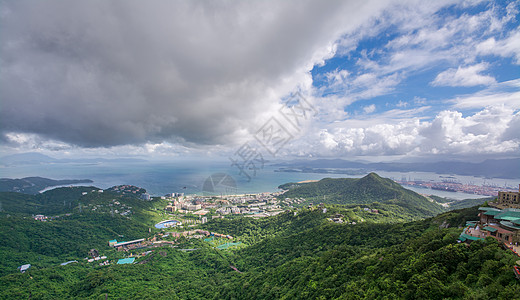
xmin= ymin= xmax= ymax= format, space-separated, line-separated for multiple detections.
xmin=431 ymin=63 xmax=496 ymax=87
xmin=1 ymin=0 xmax=518 ymax=162
xmin=302 ymin=105 xmax=519 ymax=157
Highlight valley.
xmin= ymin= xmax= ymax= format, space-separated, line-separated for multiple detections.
xmin=0 ymin=173 xmax=518 ymax=299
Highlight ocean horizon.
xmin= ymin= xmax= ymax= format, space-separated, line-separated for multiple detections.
xmin=1 ymin=160 xmax=513 ymax=200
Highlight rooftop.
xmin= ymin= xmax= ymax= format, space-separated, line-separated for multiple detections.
xmin=483 ymin=226 xmax=497 ymax=232
xmin=459 ymin=233 xmax=484 ymax=242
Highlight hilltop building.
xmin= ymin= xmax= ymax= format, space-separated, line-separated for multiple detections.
xmin=490 ymin=184 xmax=520 ymax=209
xmin=459 ymin=188 xmax=520 ymax=247
xmin=460 ymin=185 xmax=520 ymax=246
xmin=477 ymin=207 xmax=520 ymax=244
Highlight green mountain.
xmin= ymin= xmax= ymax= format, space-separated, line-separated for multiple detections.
xmin=0 ymin=187 xmax=168 ymax=277
xmin=1 ymin=205 xmax=519 ymax=299
xmin=279 ymin=173 xmax=445 ymax=220
xmin=0 ymin=182 xmax=518 ymax=299
xmin=0 ymin=177 xmax=93 ymax=194
xmin=0 ymin=187 xmax=97 ymax=215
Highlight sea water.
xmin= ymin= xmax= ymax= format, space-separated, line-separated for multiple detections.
xmin=0 ymin=159 xmax=513 ymax=200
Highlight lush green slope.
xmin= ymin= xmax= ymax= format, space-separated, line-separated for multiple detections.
xmin=448 ymin=197 xmax=493 ymax=210
xmin=0 ymin=187 xmax=98 ymax=215
xmin=1 ymin=207 xmax=519 ymax=299
xmin=0 ymin=213 xmax=150 ymax=277
xmin=280 ymin=173 xmax=445 ymax=220
xmin=0 ymin=182 xmax=518 ymax=299
xmin=222 ymin=228 xmax=520 ymax=299
xmin=0 ymin=187 xmax=166 ymax=220
xmin=0 ymin=188 xmax=168 ymax=277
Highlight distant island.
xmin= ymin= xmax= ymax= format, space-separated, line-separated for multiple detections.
xmin=275 ymin=157 xmax=520 ymax=179
xmin=0 ymin=152 xmax=147 ymax=166
xmin=275 ymin=167 xmax=366 ymax=176
xmin=0 ymin=177 xmax=93 ymax=194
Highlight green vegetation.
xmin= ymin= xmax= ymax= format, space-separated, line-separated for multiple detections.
xmin=2 ymin=206 xmax=519 ymax=299
xmin=0 ymin=187 xmax=168 ymax=277
xmin=447 ymin=197 xmax=493 ymax=210
xmin=280 ymin=173 xmax=445 ymax=220
xmin=0 ymin=179 xmax=518 ymax=299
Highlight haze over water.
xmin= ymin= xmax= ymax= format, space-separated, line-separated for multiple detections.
xmin=0 ymin=160 xmax=509 ymax=200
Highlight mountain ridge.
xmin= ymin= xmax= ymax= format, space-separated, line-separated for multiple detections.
xmin=279 ymin=173 xmax=445 ymax=219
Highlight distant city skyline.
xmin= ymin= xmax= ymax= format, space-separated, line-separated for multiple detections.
xmin=1 ymin=0 xmax=519 ymax=162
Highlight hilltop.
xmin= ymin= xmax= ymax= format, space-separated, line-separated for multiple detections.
xmin=279 ymin=173 xmax=445 ymax=220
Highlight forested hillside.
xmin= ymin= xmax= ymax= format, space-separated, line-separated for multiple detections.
xmin=1 ymin=202 xmax=519 ymax=299
xmin=279 ymin=173 xmax=445 ymax=220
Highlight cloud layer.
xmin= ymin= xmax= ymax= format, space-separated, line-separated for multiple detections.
xmin=307 ymin=105 xmax=520 ymax=158
xmin=1 ymin=0 xmax=518 ymax=161
xmin=0 ymin=0 xmax=388 ymax=148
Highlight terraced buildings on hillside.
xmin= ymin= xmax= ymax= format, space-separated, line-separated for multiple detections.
xmin=461 ymin=185 xmax=520 ymax=246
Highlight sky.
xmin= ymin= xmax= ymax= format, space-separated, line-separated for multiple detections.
xmin=1 ymin=0 xmax=519 ymax=162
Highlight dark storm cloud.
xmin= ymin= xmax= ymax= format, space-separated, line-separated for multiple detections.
xmin=0 ymin=0 xmax=387 ymax=148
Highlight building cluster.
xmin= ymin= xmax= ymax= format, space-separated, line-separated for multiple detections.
xmin=460 ymin=185 xmax=520 ymax=247
xmin=214 ymin=201 xmax=281 ymax=215
xmin=165 ymin=192 xmax=184 ymax=198
xmin=106 ymin=185 xmax=147 ymax=196
xmin=398 ymin=179 xmax=518 ymax=197
xmin=107 ymin=229 xmax=234 ymax=254
xmin=282 ymin=197 xmax=306 ymax=206
xmin=85 ymin=248 xmax=108 ymax=264
xmin=473 ymin=207 xmax=520 ymax=244
xmin=165 ymin=201 xmax=202 ymax=212
xmin=329 ymin=214 xmax=345 ymax=223
xmin=33 ymin=214 xmax=48 ymax=221
xmin=88 ymin=198 xmax=132 ymax=217
xmin=162 ymin=191 xmax=284 ymax=218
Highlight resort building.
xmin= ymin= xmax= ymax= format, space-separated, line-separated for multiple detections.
xmin=460 ymin=186 xmax=520 ymax=247
xmin=490 ymin=184 xmax=520 ymax=209
xmin=477 ymin=207 xmax=520 ymax=244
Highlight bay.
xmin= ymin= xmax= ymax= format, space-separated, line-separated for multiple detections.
xmin=0 ymin=160 xmax=515 ymax=200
